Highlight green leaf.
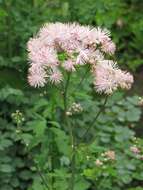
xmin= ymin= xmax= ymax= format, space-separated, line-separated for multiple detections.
xmin=126 ymin=109 xmax=141 ymax=122
xmin=19 ymin=170 xmax=33 ymax=180
xmin=28 ymin=120 xmax=47 ymax=137
xmin=1 ymin=164 xmax=14 ymax=173
xmin=0 ymin=138 xmax=13 ymax=150
xmin=75 ymin=177 xmax=90 ymax=190
xmin=50 ymin=127 xmax=70 ymax=155
xmin=21 ymin=133 xmax=33 ymax=145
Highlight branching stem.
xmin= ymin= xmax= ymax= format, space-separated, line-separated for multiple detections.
xmin=74 ymin=66 xmax=90 ymax=93
xmin=35 ymin=164 xmax=49 ymax=190
xmin=28 ymin=152 xmax=49 ymax=190
xmin=80 ymin=96 xmax=108 ymax=140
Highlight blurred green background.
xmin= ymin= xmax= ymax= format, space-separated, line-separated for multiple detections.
xmin=0 ymin=0 xmax=143 ymax=190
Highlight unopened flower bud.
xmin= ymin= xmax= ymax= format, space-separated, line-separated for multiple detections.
xmin=130 ymin=145 xmax=140 ymax=154
xmin=116 ymin=19 xmax=124 ymax=28
xmin=95 ymin=159 xmax=103 ymax=166
xmin=66 ymin=111 xmax=72 ymax=116
xmin=11 ymin=110 xmax=25 ymax=125
xmin=138 ymin=97 xmax=143 ymax=106
xmin=140 ymin=155 xmax=143 ymax=160
xmin=104 ymin=150 xmax=115 ymax=160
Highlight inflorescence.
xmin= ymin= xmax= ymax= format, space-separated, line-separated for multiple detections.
xmin=27 ymin=22 xmax=133 ymax=94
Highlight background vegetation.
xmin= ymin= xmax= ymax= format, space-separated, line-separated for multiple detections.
xmin=0 ymin=0 xmax=143 ymax=190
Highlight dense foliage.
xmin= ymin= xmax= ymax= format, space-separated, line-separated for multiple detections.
xmin=0 ymin=0 xmax=143 ymax=190
xmin=1 ymin=85 xmax=143 ymax=190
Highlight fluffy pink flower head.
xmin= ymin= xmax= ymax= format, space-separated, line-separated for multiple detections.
xmin=116 ymin=70 xmax=134 ymax=90
xmin=101 ymin=40 xmax=116 ymax=55
xmin=27 ymin=38 xmax=43 ymax=53
xmin=76 ymin=49 xmax=90 ymax=65
xmin=92 ymin=27 xmax=111 ymax=44
xmin=94 ymin=60 xmax=119 ymax=94
xmin=94 ymin=60 xmax=133 ymax=94
xmin=28 ymin=68 xmax=47 ymax=87
xmin=27 ymin=22 xmax=133 ymax=93
xmin=63 ymin=59 xmax=75 ymax=72
xmin=49 ymin=69 xmax=63 ymax=84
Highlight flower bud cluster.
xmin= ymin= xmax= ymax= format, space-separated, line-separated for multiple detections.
xmin=102 ymin=150 xmax=116 ymax=161
xmin=130 ymin=145 xmax=140 ymax=154
xmin=138 ymin=97 xmax=143 ymax=106
xmin=11 ymin=110 xmax=25 ymax=125
xmin=130 ymin=145 xmax=143 ymax=160
xmin=130 ymin=137 xmax=143 ymax=160
xmin=95 ymin=150 xmax=116 ymax=167
xmin=95 ymin=159 xmax=103 ymax=166
xmin=66 ymin=102 xmax=83 ymax=116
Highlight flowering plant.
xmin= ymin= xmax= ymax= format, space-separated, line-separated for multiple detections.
xmin=27 ymin=22 xmax=134 ymax=190
xmin=27 ymin=22 xmax=133 ymax=94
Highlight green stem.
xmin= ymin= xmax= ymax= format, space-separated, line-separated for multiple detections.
xmin=27 ymin=151 xmax=49 ymax=190
xmin=35 ymin=164 xmax=49 ymax=190
xmin=63 ymin=73 xmax=76 ymax=190
xmin=32 ymin=0 xmax=36 ymax=7
xmin=50 ymin=133 xmax=54 ymax=190
xmin=74 ymin=66 xmax=89 ymax=93
xmin=80 ymin=96 xmax=108 ymax=140
xmin=63 ymin=73 xmax=71 ymax=115
xmin=69 ymin=130 xmax=76 ymax=190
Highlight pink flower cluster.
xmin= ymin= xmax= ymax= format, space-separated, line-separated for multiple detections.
xmin=27 ymin=22 xmax=133 ymax=94
xmin=93 ymin=60 xmax=133 ymax=94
